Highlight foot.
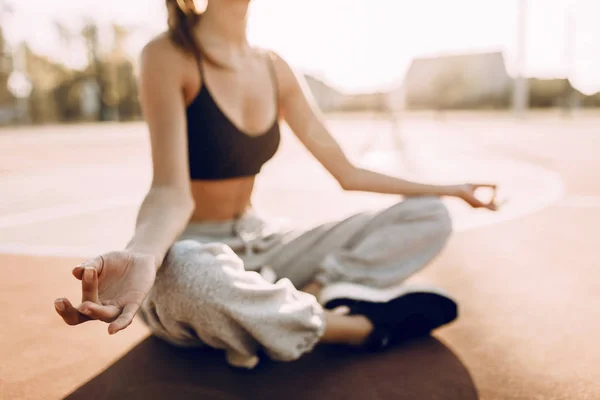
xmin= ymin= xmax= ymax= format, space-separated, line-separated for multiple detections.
xmin=320 ymin=283 xmax=458 ymax=351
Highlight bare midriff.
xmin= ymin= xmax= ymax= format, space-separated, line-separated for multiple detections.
xmin=189 ymin=176 xmax=256 ymax=222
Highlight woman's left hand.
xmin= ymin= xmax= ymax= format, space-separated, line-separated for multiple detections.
xmin=452 ymin=183 xmax=500 ymax=211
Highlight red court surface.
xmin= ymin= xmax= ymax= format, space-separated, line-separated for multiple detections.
xmin=1 ymin=112 xmax=599 ymax=399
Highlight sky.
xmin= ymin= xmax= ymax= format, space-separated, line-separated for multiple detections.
xmin=2 ymin=0 xmax=600 ymax=94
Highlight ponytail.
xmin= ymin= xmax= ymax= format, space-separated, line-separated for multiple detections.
xmin=166 ymin=0 xmax=203 ymax=59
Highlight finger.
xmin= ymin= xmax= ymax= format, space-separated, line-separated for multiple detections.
xmin=472 ymin=183 xmax=497 ymax=189
xmin=81 ymin=267 xmax=101 ymax=304
xmin=54 ymin=298 xmax=92 ymax=326
xmin=466 ymin=196 xmax=486 ymax=209
xmin=108 ymin=303 xmax=139 ymax=335
xmin=487 ymin=197 xmax=508 ymax=211
xmin=73 ymin=255 xmax=106 ymax=279
xmin=486 ymin=187 xmax=502 ymax=211
xmin=72 ymin=266 xmax=84 ymax=280
xmin=496 ymin=198 xmax=509 ymax=208
xmin=487 ymin=185 xmax=497 ymax=202
xmin=475 ymin=185 xmax=499 ymax=207
xmin=485 ymin=203 xmax=498 ymax=211
xmin=78 ymin=301 xmax=121 ymax=322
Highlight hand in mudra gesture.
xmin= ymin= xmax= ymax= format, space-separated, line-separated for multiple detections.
xmin=54 ymin=251 xmax=157 ymax=334
xmin=454 ymin=183 xmax=502 ymax=211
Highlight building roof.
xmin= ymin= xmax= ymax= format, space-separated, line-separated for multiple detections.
xmin=405 ymin=51 xmax=507 ymax=84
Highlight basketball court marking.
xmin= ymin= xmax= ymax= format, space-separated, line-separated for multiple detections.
xmin=0 ymin=242 xmax=100 ymax=258
xmin=557 ymin=196 xmax=600 ymax=209
xmin=0 ymin=159 xmax=568 ymax=258
xmin=0 ymin=196 xmax=138 ymax=230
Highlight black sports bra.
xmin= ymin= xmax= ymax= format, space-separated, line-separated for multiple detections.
xmin=186 ymin=53 xmax=281 ymax=180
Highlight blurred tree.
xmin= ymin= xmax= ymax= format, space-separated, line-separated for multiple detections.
xmin=0 ymin=26 xmax=13 ymax=106
xmin=582 ymin=92 xmax=600 ymax=108
xmin=0 ymin=9 xmax=143 ymax=125
xmin=81 ymin=21 xmax=110 ymax=121
xmin=527 ymin=78 xmax=580 ymax=109
xmin=80 ymin=21 xmax=140 ymax=122
xmin=0 ymin=0 xmax=14 ymax=110
xmin=112 ymin=24 xmax=129 ymax=55
xmin=105 ymin=24 xmax=140 ymax=121
xmin=24 ymin=44 xmax=72 ymax=123
xmin=54 ymin=20 xmax=73 ymax=55
xmin=114 ymin=60 xmax=140 ymax=120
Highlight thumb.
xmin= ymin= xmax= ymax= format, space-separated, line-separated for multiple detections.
xmin=108 ymin=303 xmax=140 ymax=335
xmin=72 ymin=255 xmax=105 ymax=280
xmin=466 ymin=195 xmax=486 ymax=208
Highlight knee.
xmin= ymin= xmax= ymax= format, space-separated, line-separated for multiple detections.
xmin=143 ymin=240 xmax=247 ymax=342
xmin=165 ymin=240 xmax=240 ymax=271
xmin=403 ymin=196 xmax=453 ymax=238
xmin=424 ymin=197 xmax=453 ymax=238
xmin=166 ymin=240 xmax=238 ymax=266
xmin=158 ymin=240 xmax=244 ymax=302
xmin=163 ymin=239 xmax=199 ymax=269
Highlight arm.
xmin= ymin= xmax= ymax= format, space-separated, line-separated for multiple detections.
xmin=271 ymin=54 xmax=497 ymax=209
xmin=54 ymin=38 xmax=197 ymax=334
xmin=125 ymin=39 xmax=195 ymax=269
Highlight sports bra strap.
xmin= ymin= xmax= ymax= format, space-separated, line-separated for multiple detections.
xmin=264 ymin=52 xmax=279 ymax=108
xmin=189 ymin=40 xmax=204 ymax=80
xmin=192 ymin=48 xmax=278 ymax=106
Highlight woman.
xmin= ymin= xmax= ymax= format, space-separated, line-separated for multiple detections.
xmin=54 ymin=0 xmax=499 ymax=369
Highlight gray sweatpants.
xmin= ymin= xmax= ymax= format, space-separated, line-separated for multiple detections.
xmin=139 ymin=196 xmax=452 ymax=368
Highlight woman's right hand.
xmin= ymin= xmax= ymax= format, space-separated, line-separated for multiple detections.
xmin=54 ymin=251 xmax=157 ymax=335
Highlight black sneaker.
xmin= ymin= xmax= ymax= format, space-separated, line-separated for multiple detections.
xmin=319 ymin=283 xmax=458 ymax=351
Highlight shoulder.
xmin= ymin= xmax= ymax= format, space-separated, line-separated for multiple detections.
xmin=257 ymin=49 xmax=305 ymax=98
xmin=259 ymin=49 xmax=293 ymax=76
xmin=140 ymin=32 xmax=189 ymax=74
xmin=141 ymin=33 xmax=177 ymax=60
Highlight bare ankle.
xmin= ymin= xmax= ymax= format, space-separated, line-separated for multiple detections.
xmin=347 ymin=315 xmax=374 ymax=346
xmin=321 ymin=312 xmax=374 ymax=347
xmin=301 ymin=280 xmax=323 ymax=297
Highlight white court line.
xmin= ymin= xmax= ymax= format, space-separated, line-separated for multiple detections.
xmin=0 ymin=159 xmax=567 ymax=258
xmin=361 ymin=153 xmax=568 ymax=234
xmin=0 ymin=242 xmax=100 ymax=258
xmin=558 ymin=196 xmax=600 ymax=208
xmin=0 ymin=196 xmax=138 ymax=229
xmin=454 ymin=164 xmax=566 ymax=232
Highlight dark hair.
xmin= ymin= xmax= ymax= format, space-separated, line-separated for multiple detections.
xmin=166 ymin=0 xmax=203 ymax=59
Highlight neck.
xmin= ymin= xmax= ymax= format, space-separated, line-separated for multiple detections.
xmin=199 ymin=1 xmax=250 ymax=48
